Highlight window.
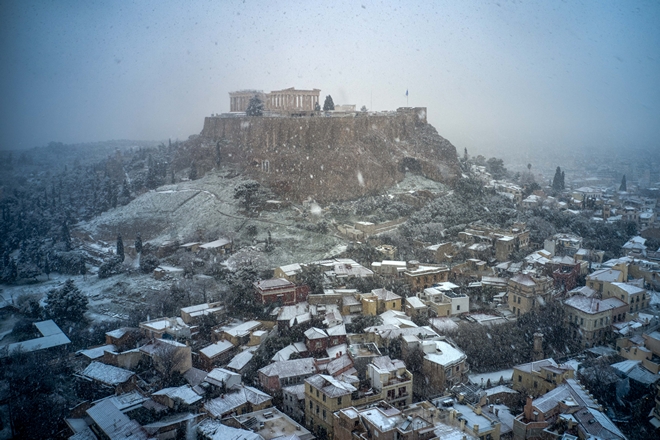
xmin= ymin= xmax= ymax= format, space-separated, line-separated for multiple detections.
xmin=309 ymin=401 xmax=313 ymax=409
xmin=322 ymin=394 xmax=326 ymax=402
xmin=322 ymin=409 xmax=326 ymax=420
xmin=316 ymin=405 xmax=319 ymax=414
xmin=337 ymin=397 xmax=342 ymax=405
xmin=457 ymin=305 xmax=460 ymax=311
xmin=518 ymin=375 xmax=522 ymax=382
xmin=533 ymin=381 xmax=537 ymax=388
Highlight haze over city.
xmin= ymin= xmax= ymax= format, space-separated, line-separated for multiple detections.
xmin=1 ymin=0 xmax=659 ymax=155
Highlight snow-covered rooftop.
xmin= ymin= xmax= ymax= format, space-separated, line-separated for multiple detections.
xmin=82 ymin=361 xmax=134 ymax=386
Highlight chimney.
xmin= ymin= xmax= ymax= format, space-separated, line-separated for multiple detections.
xmin=475 ymin=406 xmax=482 ymax=415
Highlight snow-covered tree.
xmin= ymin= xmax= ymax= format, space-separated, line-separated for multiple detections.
xmin=323 ymin=95 xmax=335 ymax=111
xmin=246 ymin=95 xmax=264 ymax=116
xmin=233 ymin=180 xmax=262 ymax=211
xmin=45 ymin=279 xmax=88 ymax=322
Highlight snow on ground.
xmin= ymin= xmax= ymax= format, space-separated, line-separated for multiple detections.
xmin=77 ymin=169 xmax=344 ymax=267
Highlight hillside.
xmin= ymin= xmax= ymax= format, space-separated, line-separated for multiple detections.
xmin=180 ymin=108 xmax=460 ymax=203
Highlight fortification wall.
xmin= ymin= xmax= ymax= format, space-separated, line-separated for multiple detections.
xmin=199 ymin=108 xmax=460 ymax=202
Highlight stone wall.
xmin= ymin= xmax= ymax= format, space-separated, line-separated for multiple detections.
xmin=199 ymin=108 xmax=460 ymax=202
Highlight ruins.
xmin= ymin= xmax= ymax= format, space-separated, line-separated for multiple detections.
xmin=229 ymin=87 xmax=321 ymax=113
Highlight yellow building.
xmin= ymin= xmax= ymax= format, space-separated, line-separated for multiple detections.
xmin=512 ymin=358 xmax=574 ymax=397
xmin=604 ymin=281 xmax=648 ymax=315
xmin=586 ymin=268 xmax=624 ymax=293
xmin=305 ymin=356 xmax=414 ymax=438
xmin=507 ymin=274 xmax=553 ymax=316
xmin=305 ymin=374 xmax=359 ymax=439
xmin=360 ymin=288 xmax=401 ymax=315
xmin=564 ymin=295 xmax=627 ymax=347
xmin=403 ymin=261 xmax=450 ymax=292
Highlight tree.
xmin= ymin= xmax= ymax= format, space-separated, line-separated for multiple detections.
xmin=620 ymin=174 xmax=627 ymax=192
xmin=552 ymin=166 xmax=565 ymax=191
xmin=189 ymin=161 xmax=198 ymax=181
xmin=360 ymin=105 xmax=368 ymax=112
xmin=215 ymin=141 xmax=222 ymax=166
xmin=348 ymin=315 xmax=383 ymax=333
xmin=61 ymin=221 xmax=72 ymax=251
xmin=234 ymin=180 xmax=262 ymax=211
xmin=45 ymin=279 xmax=88 ymax=322
xmin=135 ymin=232 xmax=143 ymax=254
xmin=323 ymin=95 xmax=335 ymax=111
xmin=299 ymin=264 xmax=325 ymax=295
xmin=486 ymin=157 xmax=507 ymax=180
xmin=116 ymin=233 xmax=124 ymax=262
xmin=44 ymin=257 xmax=50 ymax=280
xmin=314 ymin=102 xmax=321 ymax=111
xmin=246 ymin=95 xmax=264 ymax=116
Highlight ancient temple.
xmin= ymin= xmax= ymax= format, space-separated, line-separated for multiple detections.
xmin=229 ymin=87 xmax=321 ymax=112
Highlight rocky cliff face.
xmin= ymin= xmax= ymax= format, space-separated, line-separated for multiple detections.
xmin=199 ymin=108 xmax=460 ymax=203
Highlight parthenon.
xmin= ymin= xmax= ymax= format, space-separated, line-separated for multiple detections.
xmin=229 ymin=87 xmax=321 ymax=113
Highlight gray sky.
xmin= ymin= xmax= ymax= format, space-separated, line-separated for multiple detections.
xmin=1 ymin=0 xmax=659 ymax=155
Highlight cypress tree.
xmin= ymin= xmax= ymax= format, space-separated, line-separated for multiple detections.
xmin=116 ymin=233 xmax=124 ymax=262
xmin=323 ymin=95 xmax=335 ymax=111
xmin=135 ymin=233 xmax=142 ymax=254
xmin=619 ymin=175 xmax=627 ymax=192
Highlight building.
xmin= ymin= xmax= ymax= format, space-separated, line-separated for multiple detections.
xmin=404 ymin=296 xmax=429 ymax=319
xmin=360 ymin=288 xmax=402 ymax=315
xmin=403 ymin=261 xmax=450 ymax=292
xmin=305 ymin=374 xmax=359 ymax=438
xmin=218 ymin=320 xmax=263 ymax=346
xmin=371 ymin=260 xmax=408 ymax=277
xmin=139 ymin=338 xmax=193 ymax=375
xmin=604 ymin=281 xmax=648 ymax=315
xmin=139 ymin=317 xmax=192 ymax=340
xmin=204 ymin=385 xmax=273 ymax=419
xmin=543 ymin=233 xmax=583 ymax=257
xmin=180 ymin=302 xmax=224 ymax=324
xmin=458 ymin=223 xmax=530 ymax=262
xmin=258 ymin=357 xmax=317 ymax=394
xmin=564 ymin=294 xmax=628 ymax=347
xmin=253 ymin=278 xmax=310 ymax=306
xmin=224 ymin=407 xmax=314 ymax=440
xmin=512 ymin=379 xmax=624 ymax=440
xmin=419 ymin=282 xmax=469 ymax=316
xmin=511 ymin=358 xmax=574 ymax=397
xmin=586 ymin=268 xmax=625 ymax=293
xmin=422 ymin=340 xmax=468 ymax=393
xmin=333 ymin=400 xmax=470 ymax=440
xmin=304 ymin=324 xmax=347 ymax=356
xmin=198 ymin=340 xmax=236 ymax=370
xmin=507 ymin=274 xmax=553 ymax=316
xmin=3 ymin=319 xmax=71 ymax=357
xmin=367 ymin=356 xmax=413 ymax=408
xmin=229 ymin=87 xmax=321 ymax=113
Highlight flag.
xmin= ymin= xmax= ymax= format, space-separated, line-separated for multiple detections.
xmin=406 ymin=89 xmax=408 ymax=97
